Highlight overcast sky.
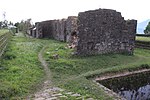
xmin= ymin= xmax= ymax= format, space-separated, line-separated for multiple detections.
xmin=0 ymin=0 xmax=149 ymax=24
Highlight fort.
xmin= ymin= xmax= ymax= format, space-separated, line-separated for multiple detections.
xmin=29 ymin=8 xmax=137 ymax=55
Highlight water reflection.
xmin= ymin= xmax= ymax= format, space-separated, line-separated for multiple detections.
xmin=119 ymin=84 xmax=150 ymax=100
xmin=98 ymin=71 xmax=150 ymax=100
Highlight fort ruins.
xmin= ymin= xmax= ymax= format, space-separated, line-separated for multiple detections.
xmin=29 ymin=8 xmax=137 ymax=55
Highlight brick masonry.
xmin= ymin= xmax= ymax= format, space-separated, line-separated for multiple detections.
xmin=66 ymin=16 xmax=78 ymax=43
xmin=76 ymin=8 xmax=137 ymax=55
xmin=32 ymin=8 xmax=137 ymax=55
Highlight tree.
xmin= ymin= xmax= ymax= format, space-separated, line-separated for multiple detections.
xmin=15 ymin=19 xmax=33 ymax=33
xmin=0 ymin=11 xmax=8 ymax=28
xmin=14 ymin=22 xmax=19 ymax=28
xmin=144 ymin=22 xmax=150 ymax=34
xmin=2 ymin=20 xmax=8 ymax=28
xmin=8 ymin=21 xmax=13 ymax=26
xmin=18 ymin=20 xmax=25 ymax=31
xmin=0 ymin=21 xmax=2 ymax=29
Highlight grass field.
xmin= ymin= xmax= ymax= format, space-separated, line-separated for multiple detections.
xmin=1 ymin=33 xmax=150 ymax=99
xmin=0 ymin=29 xmax=9 ymax=36
xmin=0 ymin=33 xmax=51 ymax=99
xmin=136 ymin=36 xmax=150 ymax=42
xmin=43 ymin=40 xmax=150 ymax=99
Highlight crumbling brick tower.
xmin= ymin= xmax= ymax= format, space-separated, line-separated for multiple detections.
xmin=76 ymin=8 xmax=137 ymax=55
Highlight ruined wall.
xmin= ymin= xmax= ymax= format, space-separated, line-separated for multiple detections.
xmin=77 ymin=9 xmax=137 ymax=55
xmin=31 ymin=28 xmax=36 ymax=37
xmin=40 ymin=20 xmax=53 ymax=38
xmin=35 ymin=17 xmax=77 ymax=42
xmin=52 ymin=19 xmax=67 ymax=41
xmin=28 ymin=27 xmax=36 ymax=38
xmin=34 ymin=8 xmax=137 ymax=56
xmin=60 ymin=19 xmax=67 ymax=41
xmin=35 ymin=20 xmax=55 ymax=38
xmin=51 ymin=20 xmax=59 ymax=40
xmin=35 ymin=22 xmax=43 ymax=38
xmin=66 ymin=16 xmax=78 ymax=43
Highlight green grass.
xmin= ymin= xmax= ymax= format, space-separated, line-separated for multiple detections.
xmin=0 ymin=29 xmax=9 ymax=36
xmin=1 ymin=33 xmax=150 ymax=99
xmin=0 ymin=33 xmax=51 ymax=99
xmin=136 ymin=36 xmax=150 ymax=42
xmin=43 ymin=40 xmax=150 ymax=99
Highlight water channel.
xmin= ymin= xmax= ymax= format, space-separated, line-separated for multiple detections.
xmin=98 ymin=71 xmax=150 ymax=100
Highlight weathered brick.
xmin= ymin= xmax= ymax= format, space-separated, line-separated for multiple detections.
xmin=76 ymin=8 xmax=137 ymax=55
xmin=34 ymin=8 xmax=137 ymax=56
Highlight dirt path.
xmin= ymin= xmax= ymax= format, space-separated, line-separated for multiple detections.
xmin=29 ymin=46 xmax=64 ymax=100
xmin=29 ymin=46 xmax=92 ymax=100
xmin=38 ymin=46 xmax=52 ymax=87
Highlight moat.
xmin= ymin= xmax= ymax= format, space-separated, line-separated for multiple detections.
xmin=98 ymin=71 xmax=150 ymax=100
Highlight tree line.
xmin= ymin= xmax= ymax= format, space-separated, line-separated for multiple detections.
xmin=144 ymin=22 xmax=150 ymax=34
xmin=14 ymin=19 xmax=33 ymax=33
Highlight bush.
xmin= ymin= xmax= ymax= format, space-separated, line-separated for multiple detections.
xmin=3 ymin=52 xmax=16 ymax=60
xmin=144 ymin=22 xmax=150 ymax=34
xmin=140 ymin=64 xmax=149 ymax=69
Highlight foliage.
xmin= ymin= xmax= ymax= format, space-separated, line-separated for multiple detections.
xmin=144 ymin=21 xmax=150 ymax=34
xmin=0 ymin=20 xmax=13 ymax=29
xmin=0 ymin=11 xmax=10 ymax=28
xmin=14 ymin=19 xmax=33 ymax=33
xmin=0 ymin=21 xmax=2 ymax=29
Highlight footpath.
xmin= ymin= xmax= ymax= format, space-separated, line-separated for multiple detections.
xmin=29 ymin=46 xmax=94 ymax=100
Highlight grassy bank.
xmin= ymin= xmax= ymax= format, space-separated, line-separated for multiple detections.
xmin=1 ymin=34 xmax=150 ymax=99
xmin=136 ymin=36 xmax=150 ymax=42
xmin=43 ymin=40 xmax=150 ymax=99
xmin=0 ymin=33 xmax=50 ymax=99
xmin=0 ymin=29 xmax=9 ymax=36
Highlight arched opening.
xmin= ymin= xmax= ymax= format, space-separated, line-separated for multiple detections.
xmin=69 ymin=31 xmax=78 ymax=49
xmin=71 ymin=31 xmax=77 ymax=37
xmin=71 ymin=31 xmax=77 ymax=42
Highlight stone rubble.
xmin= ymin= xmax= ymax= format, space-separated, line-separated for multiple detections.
xmin=31 ymin=86 xmax=95 ymax=100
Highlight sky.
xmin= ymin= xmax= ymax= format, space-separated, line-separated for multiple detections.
xmin=0 ymin=0 xmax=150 ymax=24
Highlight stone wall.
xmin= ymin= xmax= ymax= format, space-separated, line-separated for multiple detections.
xmin=52 ymin=19 xmax=67 ymax=41
xmin=35 ymin=17 xmax=77 ymax=42
xmin=33 ymin=8 xmax=137 ymax=55
xmin=28 ymin=27 xmax=36 ymax=37
xmin=66 ymin=16 xmax=78 ymax=43
xmin=41 ymin=20 xmax=54 ymax=38
xmin=76 ymin=8 xmax=137 ymax=55
xmin=35 ymin=22 xmax=43 ymax=38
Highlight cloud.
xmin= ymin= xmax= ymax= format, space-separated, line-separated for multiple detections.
xmin=0 ymin=0 xmax=149 ymax=23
